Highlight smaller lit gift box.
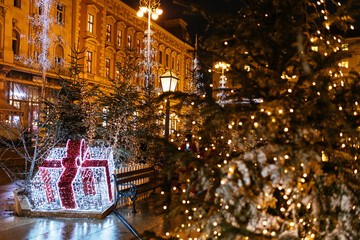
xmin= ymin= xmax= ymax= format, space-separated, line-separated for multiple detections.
xmin=30 ymin=139 xmax=114 ymax=211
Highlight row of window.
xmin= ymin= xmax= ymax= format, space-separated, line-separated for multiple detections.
xmin=38 ymin=3 xmax=64 ymax=25
xmin=13 ymin=28 xmax=65 ymax=65
xmin=13 ymin=28 xmax=184 ymax=74
xmin=12 ymin=2 xmax=64 ymax=55
xmin=311 ymin=43 xmax=349 ymax=52
xmin=33 ymin=45 xmax=64 ymax=66
xmin=11 ymin=5 xmax=190 ymax=77
xmin=14 ymin=0 xmax=64 ymax=25
xmin=88 ymin=14 xmax=139 ymax=50
xmin=106 ymin=25 xmax=141 ymax=51
xmin=86 ymin=51 xmax=185 ymax=77
xmin=310 ymin=43 xmax=353 ymax=69
xmin=158 ymin=52 xmax=181 ymax=71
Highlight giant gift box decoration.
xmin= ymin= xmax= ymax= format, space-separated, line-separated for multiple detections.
xmin=30 ymin=139 xmax=114 ymax=211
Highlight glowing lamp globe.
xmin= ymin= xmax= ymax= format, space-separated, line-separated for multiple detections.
xmin=156 ymin=8 xmax=163 ymax=15
xmin=151 ymin=13 xmax=158 ymax=20
xmin=140 ymin=6 xmax=148 ymax=13
xmin=137 ymin=11 xmax=144 ymax=17
xmin=160 ymin=71 xmax=178 ymax=92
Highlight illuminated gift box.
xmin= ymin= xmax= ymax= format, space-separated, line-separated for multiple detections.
xmin=30 ymin=139 xmax=114 ymax=211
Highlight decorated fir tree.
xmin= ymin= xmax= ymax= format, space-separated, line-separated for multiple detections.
xmin=98 ymin=48 xmax=142 ymax=164
xmin=159 ymin=0 xmax=360 ymax=239
xmin=98 ymin=47 xmax=177 ymax=167
xmin=45 ymin=45 xmax=96 ymax=143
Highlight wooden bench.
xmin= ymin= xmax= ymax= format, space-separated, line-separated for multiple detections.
xmin=113 ymin=166 xmax=164 ymax=213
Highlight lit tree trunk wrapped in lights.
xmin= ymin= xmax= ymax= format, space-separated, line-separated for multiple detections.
xmin=0 ymin=0 xmax=66 ymax=186
xmin=152 ymin=0 xmax=360 ymax=239
xmin=27 ymin=0 xmax=54 ymax=185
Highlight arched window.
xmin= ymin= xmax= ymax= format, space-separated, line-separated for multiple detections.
xmin=55 ymin=45 xmax=64 ymax=65
xmin=12 ymin=30 xmax=20 ymax=55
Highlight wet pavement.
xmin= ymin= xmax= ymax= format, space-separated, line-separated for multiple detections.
xmin=0 ymin=181 xmax=22 ymax=219
xmin=0 ymin=182 xmax=180 ymax=240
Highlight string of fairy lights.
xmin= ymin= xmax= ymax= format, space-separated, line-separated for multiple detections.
xmin=160 ymin=0 xmax=359 ymax=239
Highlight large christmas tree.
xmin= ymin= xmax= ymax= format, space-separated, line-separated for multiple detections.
xmin=162 ymin=0 xmax=360 ymax=239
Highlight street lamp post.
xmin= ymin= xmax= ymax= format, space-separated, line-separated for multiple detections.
xmin=215 ymin=62 xmax=230 ymax=89
xmin=137 ymin=0 xmax=163 ymax=88
xmin=214 ymin=62 xmax=230 ymax=106
xmin=160 ymin=71 xmax=178 ymax=139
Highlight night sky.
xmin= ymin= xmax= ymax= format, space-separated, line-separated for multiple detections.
xmin=121 ymin=0 xmax=240 ymax=41
xmin=122 ymin=0 xmax=360 ymax=41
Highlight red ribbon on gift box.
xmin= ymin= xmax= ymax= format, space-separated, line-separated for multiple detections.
xmin=40 ymin=139 xmax=112 ymax=209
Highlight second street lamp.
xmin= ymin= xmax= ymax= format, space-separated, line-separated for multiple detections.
xmin=160 ymin=71 xmax=178 ymax=140
xmin=214 ymin=61 xmax=230 ymax=106
xmin=137 ymin=0 xmax=163 ymax=88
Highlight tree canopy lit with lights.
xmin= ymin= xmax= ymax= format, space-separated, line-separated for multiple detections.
xmin=157 ymin=0 xmax=360 ymax=239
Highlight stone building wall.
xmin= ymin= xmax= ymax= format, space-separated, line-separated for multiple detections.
xmin=0 ymin=0 xmax=194 ymax=127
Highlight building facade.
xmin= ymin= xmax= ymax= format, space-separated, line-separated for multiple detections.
xmin=0 ymin=0 xmax=194 ymax=128
xmin=340 ymin=37 xmax=360 ymax=74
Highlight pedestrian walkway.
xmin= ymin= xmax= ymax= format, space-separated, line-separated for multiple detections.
xmin=0 ymin=182 xmax=179 ymax=240
xmin=0 ymin=180 xmax=22 ymax=219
